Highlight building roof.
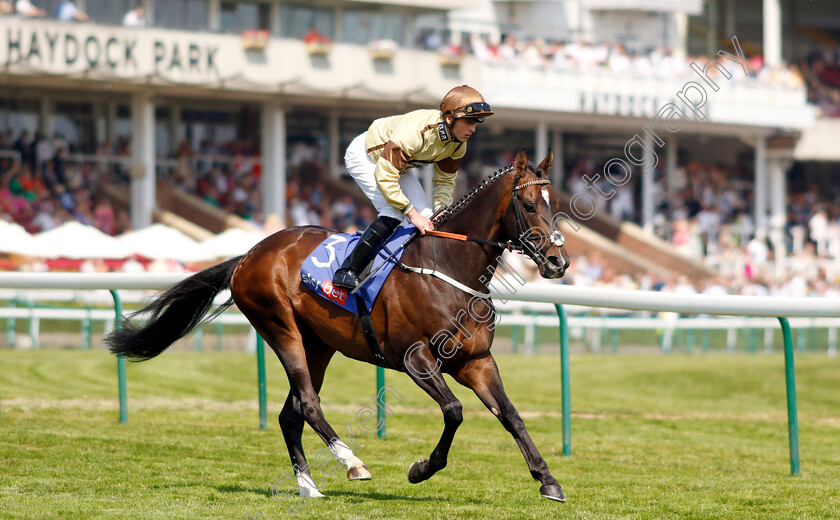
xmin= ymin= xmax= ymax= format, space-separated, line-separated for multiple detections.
xmin=343 ymin=0 xmax=482 ymax=10
xmin=580 ymin=0 xmax=703 ymax=15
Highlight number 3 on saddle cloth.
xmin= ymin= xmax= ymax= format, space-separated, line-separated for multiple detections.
xmin=301 ymin=225 xmax=415 ymax=315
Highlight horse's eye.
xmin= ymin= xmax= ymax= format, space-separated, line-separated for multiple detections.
xmin=523 ymin=202 xmax=536 ymax=213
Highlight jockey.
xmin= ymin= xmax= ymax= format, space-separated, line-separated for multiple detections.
xmin=332 ymin=85 xmax=494 ymax=290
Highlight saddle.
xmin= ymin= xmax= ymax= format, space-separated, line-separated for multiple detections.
xmin=301 ymin=226 xmax=416 ymax=367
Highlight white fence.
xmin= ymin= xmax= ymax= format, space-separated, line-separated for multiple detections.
xmin=5 ymin=278 xmax=839 ymax=355
xmin=2 ymin=272 xmax=840 ymax=476
xmin=1 ymin=273 xmax=837 ymax=316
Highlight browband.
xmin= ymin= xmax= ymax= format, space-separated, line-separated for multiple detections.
xmin=513 ymin=179 xmax=551 ymax=190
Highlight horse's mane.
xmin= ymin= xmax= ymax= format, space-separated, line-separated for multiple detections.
xmin=434 ymin=161 xmax=543 ymax=226
xmin=434 ymin=164 xmax=514 ymax=226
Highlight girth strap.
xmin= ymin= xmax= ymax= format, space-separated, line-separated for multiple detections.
xmin=355 ymin=294 xmax=389 ymax=368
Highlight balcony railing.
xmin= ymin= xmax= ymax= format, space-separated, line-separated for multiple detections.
xmin=483 ymin=63 xmax=814 ymax=129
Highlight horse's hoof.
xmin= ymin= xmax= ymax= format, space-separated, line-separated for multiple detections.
xmin=347 ymin=465 xmax=372 ymax=481
xmin=540 ymin=484 xmax=566 ymax=502
xmin=407 ymin=460 xmax=428 ymax=484
xmin=299 ymin=486 xmax=325 ymax=498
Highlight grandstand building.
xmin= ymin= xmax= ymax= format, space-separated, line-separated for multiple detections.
xmin=0 ymin=0 xmax=836 ymax=275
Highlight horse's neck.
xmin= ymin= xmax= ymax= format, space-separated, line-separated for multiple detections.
xmin=437 ymin=178 xmax=509 ymax=243
xmin=406 ymin=178 xmax=510 ymax=289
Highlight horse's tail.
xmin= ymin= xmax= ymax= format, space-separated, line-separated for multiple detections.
xmin=106 ymin=256 xmax=243 ymax=361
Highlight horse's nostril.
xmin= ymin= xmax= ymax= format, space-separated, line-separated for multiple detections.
xmin=548 ymin=256 xmax=564 ymax=270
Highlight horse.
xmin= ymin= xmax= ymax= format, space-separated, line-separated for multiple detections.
xmin=106 ymin=148 xmax=571 ymax=503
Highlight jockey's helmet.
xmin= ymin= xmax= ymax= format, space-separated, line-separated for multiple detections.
xmin=440 ymin=85 xmax=494 ymax=122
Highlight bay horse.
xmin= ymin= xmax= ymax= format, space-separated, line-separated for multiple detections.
xmin=107 ymin=149 xmax=571 ymax=502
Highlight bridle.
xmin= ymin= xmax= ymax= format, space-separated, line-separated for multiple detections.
xmin=425 ymin=169 xmax=566 ymax=262
xmin=503 ymin=171 xmax=567 ymax=264
xmin=372 ymin=168 xmax=568 ymax=299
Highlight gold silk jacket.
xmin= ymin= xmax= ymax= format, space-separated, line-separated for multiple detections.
xmin=364 ymin=109 xmax=467 ymax=215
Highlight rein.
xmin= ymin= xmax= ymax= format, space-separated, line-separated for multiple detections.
xmin=357 ymin=169 xmax=568 ymax=299
xmin=424 ymin=230 xmax=520 ymax=252
xmin=429 ymin=175 xmax=566 ymax=258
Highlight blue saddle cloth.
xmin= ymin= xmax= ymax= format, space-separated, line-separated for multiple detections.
xmin=301 ymin=226 xmax=414 ymax=314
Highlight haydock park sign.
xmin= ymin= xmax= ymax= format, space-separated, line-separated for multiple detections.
xmin=0 ymin=18 xmax=235 ymax=82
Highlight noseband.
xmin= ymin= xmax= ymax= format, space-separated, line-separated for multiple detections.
xmin=505 ymin=172 xmax=566 ymax=264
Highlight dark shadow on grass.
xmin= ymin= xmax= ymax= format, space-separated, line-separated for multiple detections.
xmin=216 ymin=485 xmax=273 ymax=497
xmin=145 ymin=483 xmax=272 ymax=497
xmin=213 ymin=486 xmax=489 ymax=505
xmin=145 ymin=483 xmax=199 ymax=490
xmin=327 ymin=489 xmax=488 ymax=505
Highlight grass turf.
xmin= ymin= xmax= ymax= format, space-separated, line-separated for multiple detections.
xmin=1 ymin=350 xmax=839 ymax=519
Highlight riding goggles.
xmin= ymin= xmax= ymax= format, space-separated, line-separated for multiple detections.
xmin=449 ymin=102 xmax=494 ymax=121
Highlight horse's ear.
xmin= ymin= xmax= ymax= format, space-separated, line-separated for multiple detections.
xmin=515 ymin=148 xmax=528 ymax=171
xmin=538 ymin=149 xmax=553 ymax=176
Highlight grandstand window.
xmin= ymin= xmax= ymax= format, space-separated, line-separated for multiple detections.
xmin=220 ymin=1 xmax=270 ymax=33
xmin=51 ymin=102 xmax=95 ymax=153
xmin=0 ymin=98 xmax=39 ymax=138
xmin=115 ymin=104 xmax=132 ymax=143
xmin=53 ymin=102 xmax=98 ymax=153
xmin=155 ymin=107 xmax=171 ymax=158
xmin=155 ymin=0 xmax=208 ymax=31
xmin=342 ymin=9 xmax=405 ymax=45
xmin=38 ymin=0 xmax=63 ymax=18
xmin=179 ymin=108 xmax=237 ymax=151
xmin=280 ymin=4 xmax=335 ymax=40
xmin=86 ymin=0 xmax=135 ymax=25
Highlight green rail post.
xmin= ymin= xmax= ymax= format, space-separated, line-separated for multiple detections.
xmin=376 ymin=366 xmax=386 ymax=439
xmin=531 ymin=310 xmax=539 ymax=354
xmin=701 ymin=329 xmax=710 ymax=353
xmin=555 ymin=304 xmax=571 ymax=456
xmin=512 ymin=324 xmax=520 ymax=354
xmin=748 ymin=326 xmax=758 ymax=353
xmin=26 ymin=298 xmax=36 ymax=348
xmin=195 ymin=325 xmax=203 ymax=352
xmin=109 ymin=290 xmax=128 ymax=424
xmin=687 ymin=328 xmax=696 ymax=354
xmin=6 ymin=299 xmax=15 ymax=347
xmin=796 ymin=326 xmax=806 ymax=353
xmin=256 ymin=333 xmax=267 ymax=430
xmin=778 ymin=317 xmax=800 ymax=476
xmin=216 ymin=320 xmax=223 ymax=351
xmin=81 ymin=299 xmax=92 ymax=350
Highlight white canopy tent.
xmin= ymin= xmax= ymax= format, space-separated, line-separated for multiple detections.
xmin=0 ymin=220 xmax=38 ymax=256
xmin=118 ymin=224 xmax=215 ymax=263
xmin=31 ymin=222 xmax=132 ymax=259
xmin=201 ymin=228 xmax=267 ymax=259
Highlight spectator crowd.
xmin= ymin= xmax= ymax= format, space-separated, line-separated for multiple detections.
xmin=0 ymin=5 xmax=838 ymax=294
xmin=3 ymin=119 xmax=839 ymax=299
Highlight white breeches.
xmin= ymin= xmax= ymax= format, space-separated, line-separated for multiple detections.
xmin=344 ymin=131 xmax=433 ymax=221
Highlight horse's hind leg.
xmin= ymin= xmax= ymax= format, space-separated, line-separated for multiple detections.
xmin=297 ymin=329 xmax=373 ymax=481
xmin=277 ymin=387 xmax=324 ymax=498
xmin=269 ymin=320 xmax=371 ymax=498
xmin=454 ymin=354 xmax=565 ymax=502
xmin=403 ymin=345 xmax=464 ymax=484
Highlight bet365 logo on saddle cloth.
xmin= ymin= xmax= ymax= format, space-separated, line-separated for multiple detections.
xmin=320 ymin=280 xmax=347 ymax=306
xmin=300 ymin=227 xmax=414 ymax=314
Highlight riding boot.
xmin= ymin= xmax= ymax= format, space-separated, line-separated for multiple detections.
xmin=332 ymin=216 xmax=401 ymax=290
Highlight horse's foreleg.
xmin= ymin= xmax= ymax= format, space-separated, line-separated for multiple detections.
xmin=277 ymin=388 xmax=324 ymax=498
xmin=403 ymin=345 xmax=463 ymax=484
xmin=455 ymin=354 xmax=565 ymax=502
